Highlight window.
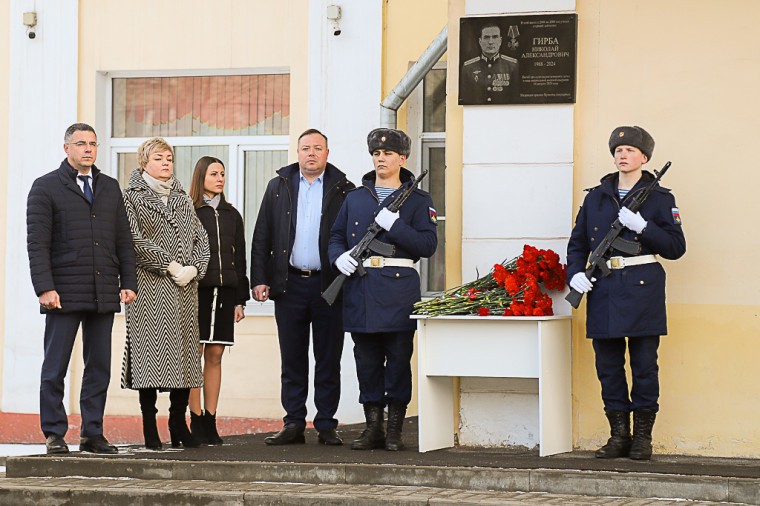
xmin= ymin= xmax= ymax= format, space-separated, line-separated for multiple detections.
xmin=409 ymin=66 xmax=447 ymax=293
xmin=108 ymin=72 xmax=290 ymax=276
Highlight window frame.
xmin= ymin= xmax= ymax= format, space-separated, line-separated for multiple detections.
xmin=407 ymin=62 xmax=447 ymax=295
xmin=103 ymin=70 xmax=291 ymax=316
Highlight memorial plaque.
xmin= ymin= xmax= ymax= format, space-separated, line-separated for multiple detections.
xmin=458 ymin=13 xmax=577 ymax=105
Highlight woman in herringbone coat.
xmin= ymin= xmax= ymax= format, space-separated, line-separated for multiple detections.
xmin=121 ymin=137 xmax=210 ymax=450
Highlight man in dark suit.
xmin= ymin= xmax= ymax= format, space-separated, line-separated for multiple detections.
xmin=27 ymin=123 xmax=137 ymax=454
xmin=251 ymin=129 xmax=354 ymax=446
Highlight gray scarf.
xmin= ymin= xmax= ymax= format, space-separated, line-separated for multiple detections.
xmin=141 ymin=171 xmax=173 ymax=205
xmin=203 ymin=193 xmax=221 ymax=209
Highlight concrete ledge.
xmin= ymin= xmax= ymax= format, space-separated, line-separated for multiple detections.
xmin=6 ymin=456 xmax=760 ymax=505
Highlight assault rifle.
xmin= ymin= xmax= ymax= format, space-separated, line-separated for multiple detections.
xmin=565 ymin=161 xmax=671 ymax=309
xmin=322 ymin=170 xmax=428 ymax=306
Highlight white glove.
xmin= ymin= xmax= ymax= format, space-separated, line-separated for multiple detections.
xmin=167 ymin=261 xmax=183 ymax=277
xmin=336 ymin=250 xmax=358 ymax=276
xmin=375 ymin=208 xmax=400 ymax=231
xmin=569 ymin=272 xmax=596 ymax=293
xmin=172 ymin=265 xmax=198 ymax=287
xmin=619 ymin=207 xmax=647 ymax=234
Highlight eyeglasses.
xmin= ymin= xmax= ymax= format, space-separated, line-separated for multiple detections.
xmin=68 ymin=141 xmax=100 ymax=148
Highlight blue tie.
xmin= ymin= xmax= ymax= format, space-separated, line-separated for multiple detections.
xmin=78 ymin=175 xmax=93 ymax=205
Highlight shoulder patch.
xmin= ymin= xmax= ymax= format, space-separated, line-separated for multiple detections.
xmin=428 ymin=207 xmax=438 ymax=224
xmin=464 ymin=56 xmax=480 ymax=66
xmin=500 ymin=54 xmax=518 ymax=64
xmin=671 ymin=207 xmax=682 ymax=225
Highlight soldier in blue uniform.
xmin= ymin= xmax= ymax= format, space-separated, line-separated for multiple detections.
xmin=567 ymin=126 xmax=686 ymax=460
xmin=328 ymin=128 xmax=437 ymax=451
xmin=460 ymin=24 xmax=519 ymax=104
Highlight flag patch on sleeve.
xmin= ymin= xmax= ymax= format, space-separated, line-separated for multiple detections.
xmin=672 ymin=207 xmax=682 ymax=225
xmin=429 ymin=207 xmax=438 ymax=224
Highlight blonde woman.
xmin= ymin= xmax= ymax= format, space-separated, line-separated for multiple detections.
xmin=121 ymin=137 xmax=210 ymax=449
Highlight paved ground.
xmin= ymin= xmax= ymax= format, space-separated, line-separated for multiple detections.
xmin=0 ymin=474 xmax=750 ymax=506
xmin=2 ymin=418 xmax=758 ymax=505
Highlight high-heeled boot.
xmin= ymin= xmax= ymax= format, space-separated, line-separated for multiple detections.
xmin=203 ymin=411 xmax=223 ymax=445
xmin=190 ymin=411 xmax=209 ymax=444
xmin=139 ymin=388 xmax=162 ymax=450
xmin=168 ymin=388 xmax=200 ymax=448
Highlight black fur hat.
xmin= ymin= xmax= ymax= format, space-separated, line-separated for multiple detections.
xmin=367 ymin=128 xmax=411 ymax=157
xmin=608 ymin=126 xmax=655 ymax=160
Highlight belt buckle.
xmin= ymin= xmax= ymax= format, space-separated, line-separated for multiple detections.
xmin=301 ymin=269 xmax=311 ymax=277
xmin=370 ymin=256 xmax=383 ymax=268
xmin=609 ymin=257 xmax=624 ymax=270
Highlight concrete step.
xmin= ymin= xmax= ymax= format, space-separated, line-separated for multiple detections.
xmin=5 ymin=455 xmax=760 ymax=505
xmin=0 ymin=473 xmax=752 ymax=506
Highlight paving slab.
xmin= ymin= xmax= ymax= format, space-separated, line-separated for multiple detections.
xmin=0 ymin=475 xmax=752 ymax=506
xmin=4 ymin=418 xmax=759 ymax=505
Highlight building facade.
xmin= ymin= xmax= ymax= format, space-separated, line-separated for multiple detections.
xmin=1 ymin=0 xmax=759 ymax=457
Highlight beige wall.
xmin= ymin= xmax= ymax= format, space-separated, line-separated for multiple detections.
xmin=0 ymin=0 xmax=10 ymax=404
xmin=78 ymin=0 xmax=309 ymax=155
xmin=442 ymin=0 xmax=760 ymax=456
xmin=572 ymin=0 xmax=760 ymax=456
xmin=71 ymin=0 xmax=311 ymax=419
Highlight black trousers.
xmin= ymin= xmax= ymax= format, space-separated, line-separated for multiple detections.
xmin=40 ymin=312 xmax=114 ymax=437
xmin=352 ymin=330 xmax=415 ymax=407
xmin=273 ymin=274 xmax=344 ymax=431
xmin=593 ymin=335 xmax=660 ymax=412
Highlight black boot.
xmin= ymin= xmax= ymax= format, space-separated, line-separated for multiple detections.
xmin=139 ymin=389 xmax=162 ymax=450
xmin=168 ymin=388 xmax=200 ymax=448
xmin=629 ymin=408 xmax=657 ymax=460
xmin=385 ymin=404 xmax=407 ymax=451
xmin=595 ymin=410 xmax=632 ymax=458
xmin=351 ymin=404 xmax=385 ymax=450
xmin=204 ymin=411 xmax=223 ymax=445
xmin=190 ymin=411 xmax=209 ymax=445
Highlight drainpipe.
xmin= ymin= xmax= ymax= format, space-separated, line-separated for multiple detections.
xmin=379 ymin=25 xmax=448 ymax=128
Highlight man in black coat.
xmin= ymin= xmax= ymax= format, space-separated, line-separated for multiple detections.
xmin=27 ymin=123 xmax=137 ymax=454
xmin=251 ymin=128 xmax=354 ymax=446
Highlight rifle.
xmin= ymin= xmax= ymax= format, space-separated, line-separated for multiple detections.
xmin=322 ymin=170 xmax=428 ymax=306
xmin=565 ymin=161 xmax=671 ymax=309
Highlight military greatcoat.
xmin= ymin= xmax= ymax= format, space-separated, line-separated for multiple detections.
xmin=566 ymin=171 xmax=686 ymax=339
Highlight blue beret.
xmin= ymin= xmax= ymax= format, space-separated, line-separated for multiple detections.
xmin=367 ymin=128 xmax=411 ymax=157
xmin=609 ymin=126 xmax=655 ymax=160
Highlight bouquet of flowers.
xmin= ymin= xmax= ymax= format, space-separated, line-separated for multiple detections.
xmin=413 ymin=245 xmax=567 ymax=317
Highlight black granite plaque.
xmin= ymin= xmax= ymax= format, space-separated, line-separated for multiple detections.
xmin=458 ymin=13 xmax=577 ymax=105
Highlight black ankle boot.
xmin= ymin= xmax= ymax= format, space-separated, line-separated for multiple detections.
xmin=351 ymin=404 xmax=385 ymax=450
xmin=385 ymin=404 xmax=406 ymax=451
xmin=168 ymin=389 xmax=200 ymax=448
xmin=203 ymin=411 xmax=223 ymax=445
xmin=629 ymin=408 xmax=657 ymax=460
xmin=139 ymin=389 xmax=162 ymax=450
xmin=595 ymin=410 xmax=632 ymax=459
xmin=190 ymin=411 xmax=209 ymax=445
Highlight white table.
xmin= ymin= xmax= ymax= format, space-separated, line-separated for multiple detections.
xmin=413 ymin=315 xmax=572 ymax=456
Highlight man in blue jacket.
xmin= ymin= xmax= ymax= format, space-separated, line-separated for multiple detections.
xmin=27 ymin=123 xmax=137 ymax=454
xmin=566 ymin=126 xmax=685 ymax=460
xmin=329 ymin=128 xmax=438 ymax=451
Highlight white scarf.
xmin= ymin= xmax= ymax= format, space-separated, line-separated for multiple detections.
xmin=141 ymin=171 xmax=173 ymax=205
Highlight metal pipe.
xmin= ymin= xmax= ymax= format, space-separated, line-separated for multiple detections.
xmin=379 ymin=25 xmax=448 ymax=128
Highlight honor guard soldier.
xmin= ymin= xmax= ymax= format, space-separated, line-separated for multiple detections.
xmin=328 ymin=128 xmax=437 ymax=451
xmin=461 ymin=24 xmax=519 ymax=104
xmin=567 ymin=126 xmax=686 ymax=461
